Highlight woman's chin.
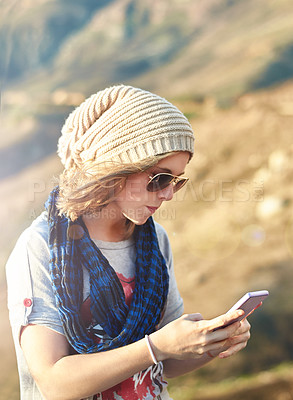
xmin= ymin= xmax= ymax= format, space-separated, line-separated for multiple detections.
xmin=122 ymin=211 xmax=149 ymax=225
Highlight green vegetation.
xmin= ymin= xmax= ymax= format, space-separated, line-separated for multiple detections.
xmin=168 ymin=362 xmax=293 ymax=400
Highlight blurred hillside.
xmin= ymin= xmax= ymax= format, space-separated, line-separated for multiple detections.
xmin=1 ymin=0 xmax=293 ymax=100
xmin=1 ymin=0 xmax=293 ymax=399
xmin=159 ymin=81 xmax=293 ymax=383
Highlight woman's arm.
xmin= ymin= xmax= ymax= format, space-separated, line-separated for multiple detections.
xmin=21 ymin=309 xmax=249 ymax=400
xmin=21 ymin=325 xmax=156 ymax=400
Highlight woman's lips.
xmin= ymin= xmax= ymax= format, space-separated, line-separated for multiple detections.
xmin=146 ymin=206 xmax=158 ymax=214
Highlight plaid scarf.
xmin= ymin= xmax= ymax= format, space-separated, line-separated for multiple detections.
xmin=46 ymin=187 xmax=169 ymax=354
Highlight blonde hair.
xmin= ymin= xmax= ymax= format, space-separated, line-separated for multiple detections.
xmin=57 ymin=153 xmax=175 ymax=222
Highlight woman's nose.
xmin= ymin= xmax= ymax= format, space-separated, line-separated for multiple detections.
xmin=157 ymin=184 xmax=174 ymax=201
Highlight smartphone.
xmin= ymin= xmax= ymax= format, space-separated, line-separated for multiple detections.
xmin=227 ymin=290 xmax=269 ymax=319
xmin=214 ymin=290 xmax=269 ymax=330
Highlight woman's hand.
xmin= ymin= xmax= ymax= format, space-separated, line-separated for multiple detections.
xmin=216 ymin=317 xmax=251 ymax=359
xmin=150 ymin=310 xmax=251 ymax=362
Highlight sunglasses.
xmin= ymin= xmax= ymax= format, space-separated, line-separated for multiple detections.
xmin=146 ymin=173 xmax=189 ymax=193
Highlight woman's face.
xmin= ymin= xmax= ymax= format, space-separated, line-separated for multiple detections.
xmin=114 ymin=151 xmax=190 ymax=225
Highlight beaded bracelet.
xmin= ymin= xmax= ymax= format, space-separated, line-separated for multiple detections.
xmin=145 ymin=335 xmax=158 ymax=365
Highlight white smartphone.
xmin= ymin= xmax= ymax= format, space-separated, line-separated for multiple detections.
xmin=227 ymin=290 xmax=269 ymax=319
xmin=214 ymin=290 xmax=269 ymax=330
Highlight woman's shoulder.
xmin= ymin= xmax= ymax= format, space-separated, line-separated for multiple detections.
xmin=7 ymin=211 xmax=49 ymax=268
xmin=154 ymin=220 xmax=172 ymax=262
xmin=19 ymin=211 xmax=49 ymax=247
xmin=154 ymin=220 xmax=168 ymax=240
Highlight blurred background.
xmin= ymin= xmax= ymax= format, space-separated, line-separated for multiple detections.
xmin=1 ymin=0 xmax=293 ymax=398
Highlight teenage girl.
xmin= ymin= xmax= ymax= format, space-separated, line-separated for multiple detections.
xmin=6 ymin=85 xmax=250 ymax=400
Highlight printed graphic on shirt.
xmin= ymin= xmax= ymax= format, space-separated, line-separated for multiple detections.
xmin=116 ymin=271 xmax=135 ymax=308
xmin=95 ymin=363 xmax=166 ymax=400
xmin=80 ymin=272 xmax=167 ymax=400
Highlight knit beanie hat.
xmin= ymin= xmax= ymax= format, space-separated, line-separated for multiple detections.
xmin=58 ymin=85 xmax=194 ymax=170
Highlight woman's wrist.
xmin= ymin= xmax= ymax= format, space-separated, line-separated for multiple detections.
xmin=145 ymin=335 xmax=158 ymax=364
xmin=148 ymin=330 xmax=168 ymax=363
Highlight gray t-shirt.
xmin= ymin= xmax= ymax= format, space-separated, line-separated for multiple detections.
xmin=6 ymin=211 xmax=183 ymax=400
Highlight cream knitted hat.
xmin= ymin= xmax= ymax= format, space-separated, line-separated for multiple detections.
xmin=58 ymin=85 xmax=194 ymax=170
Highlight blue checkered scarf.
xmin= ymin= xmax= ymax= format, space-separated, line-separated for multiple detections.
xmin=46 ymin=187 xmax=169 ymax=354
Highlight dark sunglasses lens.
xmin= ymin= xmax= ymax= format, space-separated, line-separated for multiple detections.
xmin=173 ymin=179 xmax=187 ymax=192
xmin=147 ymin=174 xmax=173 ymax=192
